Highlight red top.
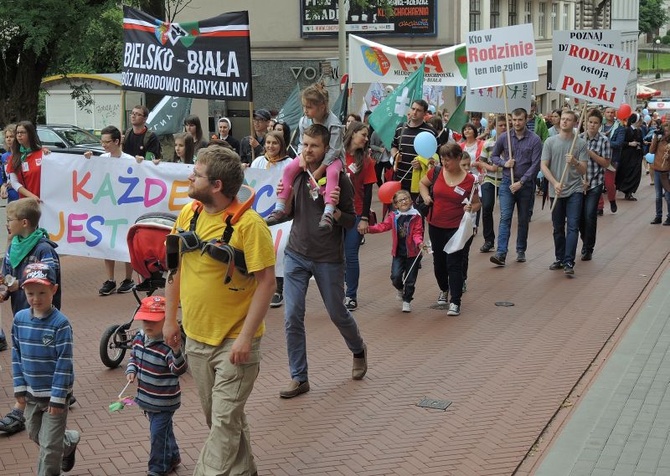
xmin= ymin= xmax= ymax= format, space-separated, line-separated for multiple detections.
xmin=427 ymin=167 xmax=475 ymax=229
xmin=345 ymin=152 xmax=377 ymax=216
xmin=6 ymin=149 xmax=43 ymax=198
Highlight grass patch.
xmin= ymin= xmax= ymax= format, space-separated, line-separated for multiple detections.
xmin=638 ymin=51 xmax=670 ymax=72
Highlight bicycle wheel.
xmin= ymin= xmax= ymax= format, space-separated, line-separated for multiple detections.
xmin=99 ymin=324 xmax=128 ymax=368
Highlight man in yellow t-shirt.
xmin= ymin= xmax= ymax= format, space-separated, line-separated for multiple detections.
xmin=164 ymin=146 xmax=276 ymax=476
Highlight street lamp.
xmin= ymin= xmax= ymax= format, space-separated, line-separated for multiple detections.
xmin=655 ymin=39 xmax=661 ymax=79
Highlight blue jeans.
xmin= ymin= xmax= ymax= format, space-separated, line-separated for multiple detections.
xmin=283 ymin=251 xmax=365 ymax=382
xmin=579 ymin=184 xmax=603 ymax=254
xmin=480 ymin=181 xmax=497 ymax=244
xmin=391 ymin=255 xmax=421 ymax=302
xmin=551 ymin=192 xmax=584 ymax=266
xmin=146 ymin=410 xmax=179 ymax=475
xmin=654 ymin=170 xmax=670 ymax=219
xmin=344 ymin=216 xmax=363 ymax=300
xmin=496 ymin=177 xmax=534 ymax=255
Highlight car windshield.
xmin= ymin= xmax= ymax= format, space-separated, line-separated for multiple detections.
xmin=52 ymin=127 xmax=99 ymax=145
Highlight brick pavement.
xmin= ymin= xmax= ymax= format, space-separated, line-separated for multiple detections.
xmin=0 ymin=181 xmax=668 ymax=475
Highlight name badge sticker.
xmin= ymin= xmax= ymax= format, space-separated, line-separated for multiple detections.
xmin=454 ymin=186 xmax=466 ymax=195
xmin=22 ymin=162 xmax=29 ymax=172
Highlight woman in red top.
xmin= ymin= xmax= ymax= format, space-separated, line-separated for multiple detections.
xmin=7 ymin=121 xmax=43 ymax=200
xmin=419 ymin=143 xmax=481 ymax=316
xmin=343 ymin=121 xmax=377 ymax=311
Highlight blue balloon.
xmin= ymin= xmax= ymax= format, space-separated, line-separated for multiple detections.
xmin=643 ymin=109 xmax=649 ymax=116
xmin=414 ymin=131 xmax=438 ymax=158
xmin=645 ymin=115 xmax=652 ymax=123
xmin=645 ymin=153 xmax=655 ymax=164
xmin=490 ymin=129 xmax=497 ymax=138
xmin=480 ymin=118 xmax=488 ymax=129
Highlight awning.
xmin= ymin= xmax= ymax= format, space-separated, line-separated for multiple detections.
xmin=637 ymin=84 xmax=662 ymax=100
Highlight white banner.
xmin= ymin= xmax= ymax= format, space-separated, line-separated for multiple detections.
xmin=349 ymin=34 xmax=467 ymax=86
xmin=465 ymin=81 xmax=533 ymax=113
xmin=551 ymin=30 xmax=622 ymax=90
xmin=40 ymin=154 xmax=290 ymax=275
xmin=466 ymin=24 xmax=538 ymax=90
xmin=555 ymin=40 xmax=632 ymax=108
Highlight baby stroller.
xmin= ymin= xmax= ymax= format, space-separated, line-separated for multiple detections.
xmin=99 ymin=212 xmax=184 ymax=368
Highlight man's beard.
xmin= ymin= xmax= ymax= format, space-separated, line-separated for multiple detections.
xmin=188 ymin=186 xmax=213 ymax=206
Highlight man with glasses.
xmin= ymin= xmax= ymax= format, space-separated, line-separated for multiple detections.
xmin=239 ymin=109 xmax=270 ymax=165
xmin=123 ymin=105 xmax=161 ymax=162
xmin=84 ymin=126 xmax=137 ymax=295
xmin=163 ymin=145 xmax=276 ymax=476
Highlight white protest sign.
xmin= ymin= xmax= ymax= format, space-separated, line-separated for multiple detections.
xmin=466 ymin=24 xmax=538 ymax=90
xmin=551 ymin=30 xmax=622 ymax=90
xmin=466 ymin=81 xmax=533 ymax=113
xmin=40 ymin=155 xmax=290 ymax=275
xmin=555 ymin=40 xmax=633 ymax=108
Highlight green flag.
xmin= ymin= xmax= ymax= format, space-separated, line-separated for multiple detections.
xmin=276 ymin=83 xmax=303 ymax=137
xmin=368 ymin=60 xmax=426 ymax=149
xmin=331 ymin=78 xmax=349 ymax=124
xmin=146 ymin=96 xmax=193 ymax=135
xmin=446 ymin=96 xmax=468 ymax=135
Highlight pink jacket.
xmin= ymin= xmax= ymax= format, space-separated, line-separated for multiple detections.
xmin=368 ymin=208 xmax=424 ymax=258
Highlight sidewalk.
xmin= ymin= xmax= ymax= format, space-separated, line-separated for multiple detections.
xmin=526 ymin=256 xmax=670 ymax=475
xmin=0 ymin=180 xmax=668 ymax=475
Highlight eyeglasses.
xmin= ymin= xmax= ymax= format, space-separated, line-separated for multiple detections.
xmin=6 ymin=217 xmax=18 ymax=223
xmin=101 ymin=139 xmax=113 ymax=145
xmin=395 ymin=197 xmax=411 ymax=204
xmin=15 ymin=130 xmax=27 ymax=135
xmin=190 ymin=170 xmax=214 ymax=182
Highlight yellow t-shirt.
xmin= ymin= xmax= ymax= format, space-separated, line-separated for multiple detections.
xmin=173 ymin=202 xmax=276 ymax=345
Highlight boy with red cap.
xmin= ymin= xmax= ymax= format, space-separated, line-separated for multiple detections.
xmin=126 ymin=296 xmax=188 ymax=476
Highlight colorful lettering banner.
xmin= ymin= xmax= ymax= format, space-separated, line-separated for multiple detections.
xmin=466 ymin=24 xmax=538 ymax=90
xmin=555 ymin=40 xmax=632 ymax=108
xmin=122 ymin=6 xmax=252 ymax=101
xmin=349 ymin=35 xmax=467 ymax=86
xmin=40 ymin=155 xmax=289 ymax=275
xmin=465 ymin=81 xmax=533 ymax=114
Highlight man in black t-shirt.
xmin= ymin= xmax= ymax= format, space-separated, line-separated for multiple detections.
xmin=123 ymin=105 xmax=162 ymax=161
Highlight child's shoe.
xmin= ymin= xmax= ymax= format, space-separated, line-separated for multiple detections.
xmin=402 ymin=301 xmax=411 ymax=313
xmin=266 ymin=209 xmax=289 ymax=226
xmin=0 ymin=409 xmax=25 ymax=434
xmin=318 ymin=211 xmax=334 ymax=231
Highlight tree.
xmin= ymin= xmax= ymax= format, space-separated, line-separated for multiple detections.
xmin=640 ymin=0 xmax=669 ymax=37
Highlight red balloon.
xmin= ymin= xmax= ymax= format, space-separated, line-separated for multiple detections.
xmin=378 ymin=181 xmax=401 ymax=204
xmin=617 ymin=104 xmax=632 ymax=121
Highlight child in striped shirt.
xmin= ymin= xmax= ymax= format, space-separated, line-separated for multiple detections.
xmin=126 ymin=296 xmax=187 ymax=476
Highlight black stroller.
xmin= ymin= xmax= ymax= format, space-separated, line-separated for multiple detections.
xmin=99 ymin=212 xmax=184 ymax=368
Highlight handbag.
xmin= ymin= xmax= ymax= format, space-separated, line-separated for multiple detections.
xmin=414 ymin=165 xmax=441 ymax=217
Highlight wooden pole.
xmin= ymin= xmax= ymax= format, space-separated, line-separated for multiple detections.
xmin=550 ymin=103 xmax=588 ymax=212
xmin=248 ymin=102 xmax=256 ymax=161
xmin=502 ymin=71 xmax=515 ymax=184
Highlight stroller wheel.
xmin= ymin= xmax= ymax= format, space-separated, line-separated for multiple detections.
xmin=100 ymin=324 xmax=128 ymax=368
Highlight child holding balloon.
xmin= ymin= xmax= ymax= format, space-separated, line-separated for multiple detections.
xmin=266 ymin=83 xmax=344 ymax=231
xmin=364 ymin=189 xmax=426 ymax=313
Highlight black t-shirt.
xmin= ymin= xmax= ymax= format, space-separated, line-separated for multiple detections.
xmin=123 ymin=128 xmax=162 ymax=159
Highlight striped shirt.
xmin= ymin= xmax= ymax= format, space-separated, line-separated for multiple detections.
xmin=391 ymin=122 xmax=436 ymax=192
xmin=580 ymin=131 xmax=611 ymax=190
xmin=126 ymin=332 xmax=188 ymax=412
xmin=12 ymin=307 xmax=74 ymax=408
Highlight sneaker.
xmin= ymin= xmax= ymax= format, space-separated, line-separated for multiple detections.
xmin=270 ymin=292 xmax=283 ymax=308
xmin=0 ymin=409 xmax=25 ymax=434
xmin=266 ymin=209 xmax=289 ymax=226
xmin=581 ymin=251 xmax=593 ymax=261
xmin=395 ymin=289 xmax=403 ymax=301
xmin=549 ymin=261 xmax=564 ymax=270
xmin=651 ymin=217 xmax=662 ymax=225
xmin=352 ymin=344 xmax=367 ymax=380
xmin=610 ymin=201 xmax=618 ymax=213
xmin=169 ymin=457 xmax=182 ymax=473
xmin=117 ymin=279 xmax=135 ymax=294
xmin=564 ymin=264 xmax=575 ymax=275
xmin=0 ymin=335 xmax=7 ymax=352
xmin=98 ymin=280 xmax=116 ymax=296
xmin=516 ymin=252 xmax=526 ymax=263
xmin=437 ymin=291 xmax=448 ymax=306
xmin=479 ymin=241 xmax=494 ymax=253
xmin=345 ymin=297 xmax=358 ymax=311
xmin=664 ymin=218 xmax=670 ymax=226
xmin=402 ymin=301 xmax=411 ymax=313
xmin=69 ymin=395 xmax=77 ymax=407
xmin=318 ymin=211 xmax=334 ymax=231
xmin=447 ymin=303 xmax=461 ymax=316
xmin=462 ymin=280 xmax=467 ymax=293
xmin=490 ymin=253 xmax=506 ymax=266
xmin=279 ymin=379 xmax=310 ymax=398
xmin=61 ymin=431 xmax=80 ymax=472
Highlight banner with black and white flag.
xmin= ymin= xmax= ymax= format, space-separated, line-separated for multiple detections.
xmin=122 ymin=7 xmax=252 ymax=101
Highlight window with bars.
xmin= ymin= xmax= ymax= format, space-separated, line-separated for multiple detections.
xmin=552 ymin=3 xmax=558 ymax=33
xmin=470 ymin=0 xmax=481 ymax=31
xmin=524 ymin=1 xmax=532 ymax=25
xmin=491 ymin=0 xmax=500 ymax=28
xmin=563 ymin=3 xmax=570 ymax=30
xmin=508 ymin=0 xmax=517 ymax=25
xmin=538 ymin=2 xmax=546 ymax=38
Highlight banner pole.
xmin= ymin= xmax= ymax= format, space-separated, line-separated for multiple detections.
xmin=502 ymin=71 xmax=515 ymax=185
xmin=249 ymin=102 xmax=256 ymax=161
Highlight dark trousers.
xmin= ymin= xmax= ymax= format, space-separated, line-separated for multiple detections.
xmin=480 ymin=181 xmax=497 ymax=244
xmin=551 ymin=192 xmax=583 ymax=266
xmin=428 ymin=225 xmax=464 ymax=306
xmin=391 ymin=255 xmax=421 ymax=302
xmin=579 ymin=184 xmax=603 ymax=254
xmin=147 ymin=410 xmax=180 ymax=475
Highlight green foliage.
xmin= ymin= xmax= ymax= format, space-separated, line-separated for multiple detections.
xmin=640 ymin=0 xmax=669 ymax=36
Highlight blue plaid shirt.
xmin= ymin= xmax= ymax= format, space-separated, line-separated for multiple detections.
xmin=579 ymin=131 xmax=611 ymax=190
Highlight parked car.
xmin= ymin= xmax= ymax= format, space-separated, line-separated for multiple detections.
xmin=37 ymin=124 xmax=105 ymax=156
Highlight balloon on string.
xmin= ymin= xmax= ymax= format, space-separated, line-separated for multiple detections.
xmin=378 ymin=180 xmax=401 ymax=204
xmin=491 ymin=129 xmax=497 ymax=138
xmin=414 ymin=131 xmax=438 ymax=158
xmin=645 ymin=153 xmax=655 ymax=164
xmin=480 ymin=118 xmax=488 ymax=129
xmin=616 ymin=104 xmax=632 ymax=121
xmin=643 ymin=109 xmax=650 ymax=116
xmin=644 ymin=115 xmax=652 ymax=123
